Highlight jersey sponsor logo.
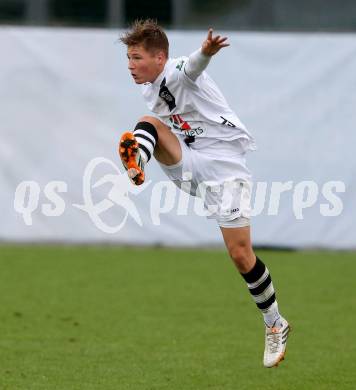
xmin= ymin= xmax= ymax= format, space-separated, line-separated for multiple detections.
xmin=169 ymin=114 xmax=204 ymax=145
xmin=169 ymin=115 xmax=204 ymax=135
xmin=159 ymin=77 xmax=176 ymax=111
xmin=220 ymin=116 xmax=237 ymax=127
xmin=176 ymin=60 xmax=184 ymax=71
xmin=184 ymin=128 xmax=204 ymax=137
xmin=170 ymin=114 xmax=191 ymax=130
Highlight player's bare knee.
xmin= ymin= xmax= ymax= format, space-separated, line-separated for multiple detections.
xmin=138 ymin=115 xmax=156 ymax=124
xmin=138 ymin=116 xmax=167 ymax=133
xmin=228 ymin=244 xmax=254 ymax=273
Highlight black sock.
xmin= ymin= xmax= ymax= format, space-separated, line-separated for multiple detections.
xmin=133 ymin=121 xmax=158 ymax=163
xmin=241 ymin=257 xmax=278 ymax=316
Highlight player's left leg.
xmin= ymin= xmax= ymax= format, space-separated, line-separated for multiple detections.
xmin=220 ymin=224 xmax=290 ymax=368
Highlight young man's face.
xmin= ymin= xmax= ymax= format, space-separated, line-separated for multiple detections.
xmin=127 ymin=45 xmax=166 ymax=84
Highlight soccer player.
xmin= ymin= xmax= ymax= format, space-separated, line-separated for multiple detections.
xmin=118 ymin=19 xmax=290 ymax=368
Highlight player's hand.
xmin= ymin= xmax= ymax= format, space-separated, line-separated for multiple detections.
xmin=201 ymin=28 xmax=229 ymax=56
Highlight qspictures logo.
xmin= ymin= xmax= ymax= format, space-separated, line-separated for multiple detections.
xmin=14 ymin=158 xmax=149 ymax=234
xmin=13 ymin=157 xmax=346 ymax=234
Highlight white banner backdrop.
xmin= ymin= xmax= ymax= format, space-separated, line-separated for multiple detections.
xmin=1 ymin=27 xmax=355 ymax=249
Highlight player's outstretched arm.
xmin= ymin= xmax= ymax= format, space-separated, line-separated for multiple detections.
xmin=184 ymin=28 xmax=229 ymax=82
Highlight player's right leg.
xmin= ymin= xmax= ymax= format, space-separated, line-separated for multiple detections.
xmin=220 ymin=225 xmax=291 ymax=367
xmin=118 ymin=116 xmax=181 ymax=185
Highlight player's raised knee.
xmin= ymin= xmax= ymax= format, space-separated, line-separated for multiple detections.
xmin=138 ymin=115 xmax=163 ymax=129
xmin=138 ymin=115 xmax=155 ymax=123
xmin=136 ymin=116 xmax=170 ymax=142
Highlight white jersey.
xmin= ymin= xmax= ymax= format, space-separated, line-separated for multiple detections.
xmin=141 ymin=57 xmax=256 ymax=151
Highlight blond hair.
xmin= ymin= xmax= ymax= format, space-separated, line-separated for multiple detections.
xmin=120 ymin=19 xmax=169 ymax=57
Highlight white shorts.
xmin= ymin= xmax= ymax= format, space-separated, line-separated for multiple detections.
xmin=159 ymin=135 xmax=252 ymax=228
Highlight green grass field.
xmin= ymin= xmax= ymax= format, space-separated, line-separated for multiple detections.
xmin=0 ymin=245 xmax=355 ymax=390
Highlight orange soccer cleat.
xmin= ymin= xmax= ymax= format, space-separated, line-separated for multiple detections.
xmin=118 ymin=132 xmax=145 ymax=185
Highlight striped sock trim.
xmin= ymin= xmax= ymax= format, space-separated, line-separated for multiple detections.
xmin=241 ymin=257 xmax=276 ymax=311
xmin=133 ymin=122 xmax=158 ymax=163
